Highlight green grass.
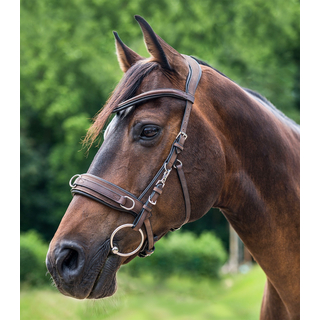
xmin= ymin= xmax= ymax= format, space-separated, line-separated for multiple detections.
xmin=20 ymin=265 xmax=265 ymax=320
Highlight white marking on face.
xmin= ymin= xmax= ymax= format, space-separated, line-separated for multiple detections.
xmin=103 ymin=106 xmax=136 ymax=140
xmin=103 ymin=116 xmax=119 ymax=140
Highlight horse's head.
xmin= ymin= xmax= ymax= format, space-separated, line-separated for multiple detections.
xmin=46 ymin=16 xmax=226 ymax=299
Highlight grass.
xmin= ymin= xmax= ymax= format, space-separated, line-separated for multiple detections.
xmin=20 ymin=265 xmax=266 ymax=320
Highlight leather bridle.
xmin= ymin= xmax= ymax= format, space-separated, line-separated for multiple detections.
xmin=69 ymin=55 xmax=202 ymax=257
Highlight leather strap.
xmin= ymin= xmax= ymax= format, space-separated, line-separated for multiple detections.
xmin=180 ymin=55 xmax=202 ymax=135
xmin=113 ymin=88 xmax=195 ymax=113
xmin=175 ymin=160 xmax=191 ymax=227
xmin=71 ymin=174 xmax=144 ymax=215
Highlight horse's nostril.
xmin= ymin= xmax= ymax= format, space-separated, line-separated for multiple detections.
xmin=62 ymin=249 xmax=79 ymax=271
xmin=55 ymin=241 xmax=85 ymax=282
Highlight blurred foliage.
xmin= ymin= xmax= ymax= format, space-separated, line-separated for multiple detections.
xmin=20 ymin=0 xmax=300 ymax=241
xmin=20 ymin=230 xmax=50 ymax=286
xmin=123 ymin=231 xmax=227 ymax=278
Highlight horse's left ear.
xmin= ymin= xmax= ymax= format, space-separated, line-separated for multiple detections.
xmin=113 ymin=31 xmax=144 ymax=72
xmin=134 ymin=15 xmax=189 ymax=78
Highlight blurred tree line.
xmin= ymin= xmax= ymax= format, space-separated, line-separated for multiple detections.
xmin=20 ymin=0 xmax=300 ymax=245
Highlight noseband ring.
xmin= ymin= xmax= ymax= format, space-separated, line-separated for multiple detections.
xmin=69 ymin=174 xmax=81 ymax=188
xmin=70 ymin=55 xmax=202 ymax=257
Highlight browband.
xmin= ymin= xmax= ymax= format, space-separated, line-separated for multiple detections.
xmin=113 ymin=89 xmax=195 ymax=113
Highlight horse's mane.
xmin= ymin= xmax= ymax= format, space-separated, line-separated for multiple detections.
xmin=191 ymin=56 xmax=300 ymax=131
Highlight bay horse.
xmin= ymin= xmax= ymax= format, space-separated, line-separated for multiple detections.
xmin=46 ymin=16 xmax=300 ymax=320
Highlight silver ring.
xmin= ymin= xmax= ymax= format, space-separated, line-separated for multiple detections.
xmin=110 ymin=223 xmax=144 ymax=257
xmin=173 ymin=159 xmax=182 ymax=169
xmin=69 ymin=174 xmax=81 ymax=188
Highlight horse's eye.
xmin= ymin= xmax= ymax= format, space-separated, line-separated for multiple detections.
xmin=140 ymin=126 xmax=160 ymax=139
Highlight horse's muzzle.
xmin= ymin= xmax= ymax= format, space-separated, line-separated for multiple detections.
xmin=46 ymin=238 xmax=119 ymax=299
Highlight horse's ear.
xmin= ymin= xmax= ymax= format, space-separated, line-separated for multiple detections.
xmin=134 ymin=15 xmax=188 ymax=77
xmin=113 ymin=31 xmax=144 ymax=73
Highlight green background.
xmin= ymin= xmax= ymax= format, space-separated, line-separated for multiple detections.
xmin=20 ymin=0 xmax=299 ymax=318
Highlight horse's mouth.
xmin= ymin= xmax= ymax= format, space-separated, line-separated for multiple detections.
xmin=87 ymin=253 xmax=122 ymax=299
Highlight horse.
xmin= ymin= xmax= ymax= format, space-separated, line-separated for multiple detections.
xmin=46 ymin=16 xmax=300 ymax=320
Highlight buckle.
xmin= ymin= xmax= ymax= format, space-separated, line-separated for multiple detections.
xmin=176 ymin=131 xmax=188 ymax=140
xmin=148 ymin=195 xmax=157 ymax=206
xmin=138 ymin=246 xmax=155 ymax=258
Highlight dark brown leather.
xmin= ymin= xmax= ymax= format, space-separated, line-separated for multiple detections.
xmin=180 ymin=55 xmax=202 ymax=135
xmin=143 ymin=218 xmax=154 ymax=252
xmin=72 ymin=174 xmax=144 ymax=215
xmin=175 ymin=160 xmax=191 ymax=226
xmin=114 ymin=88 xmax=195 ymax=113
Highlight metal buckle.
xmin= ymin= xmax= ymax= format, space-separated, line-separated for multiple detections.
xmin=120 ymin=196 xmax=135 ymax=211
xmin=176 ymin=131 xmax=188 ymax=140
xmin=148 ymin=195 xmax=157 ymax=206
xmin=69 ymin=174 xmax=81 ymax=188
xmin=139 ymin=246 xmax=155 ymax=257
xmin=110 ymin=223 xmax=144 ymax=257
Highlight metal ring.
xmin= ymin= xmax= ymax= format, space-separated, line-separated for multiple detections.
xmin=120 ymin=196 xmax=135 ymax=211
xmin=110 ymin=223 xmax=144 ymax=257
xmin=69 ymin=174 xmax=81 ymax=188
xmin=173 ymin=159 xmax=182 ymax=169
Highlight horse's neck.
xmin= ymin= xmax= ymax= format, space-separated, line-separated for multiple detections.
xmin=199 ymin=68 xmax=300 ymax=314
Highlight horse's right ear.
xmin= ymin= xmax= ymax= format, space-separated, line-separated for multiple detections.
xmin=113 ymin=31 xmax=144 ymax=72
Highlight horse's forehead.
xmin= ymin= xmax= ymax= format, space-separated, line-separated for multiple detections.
xmin=138 ymin=68 xmax=174 ymax=92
